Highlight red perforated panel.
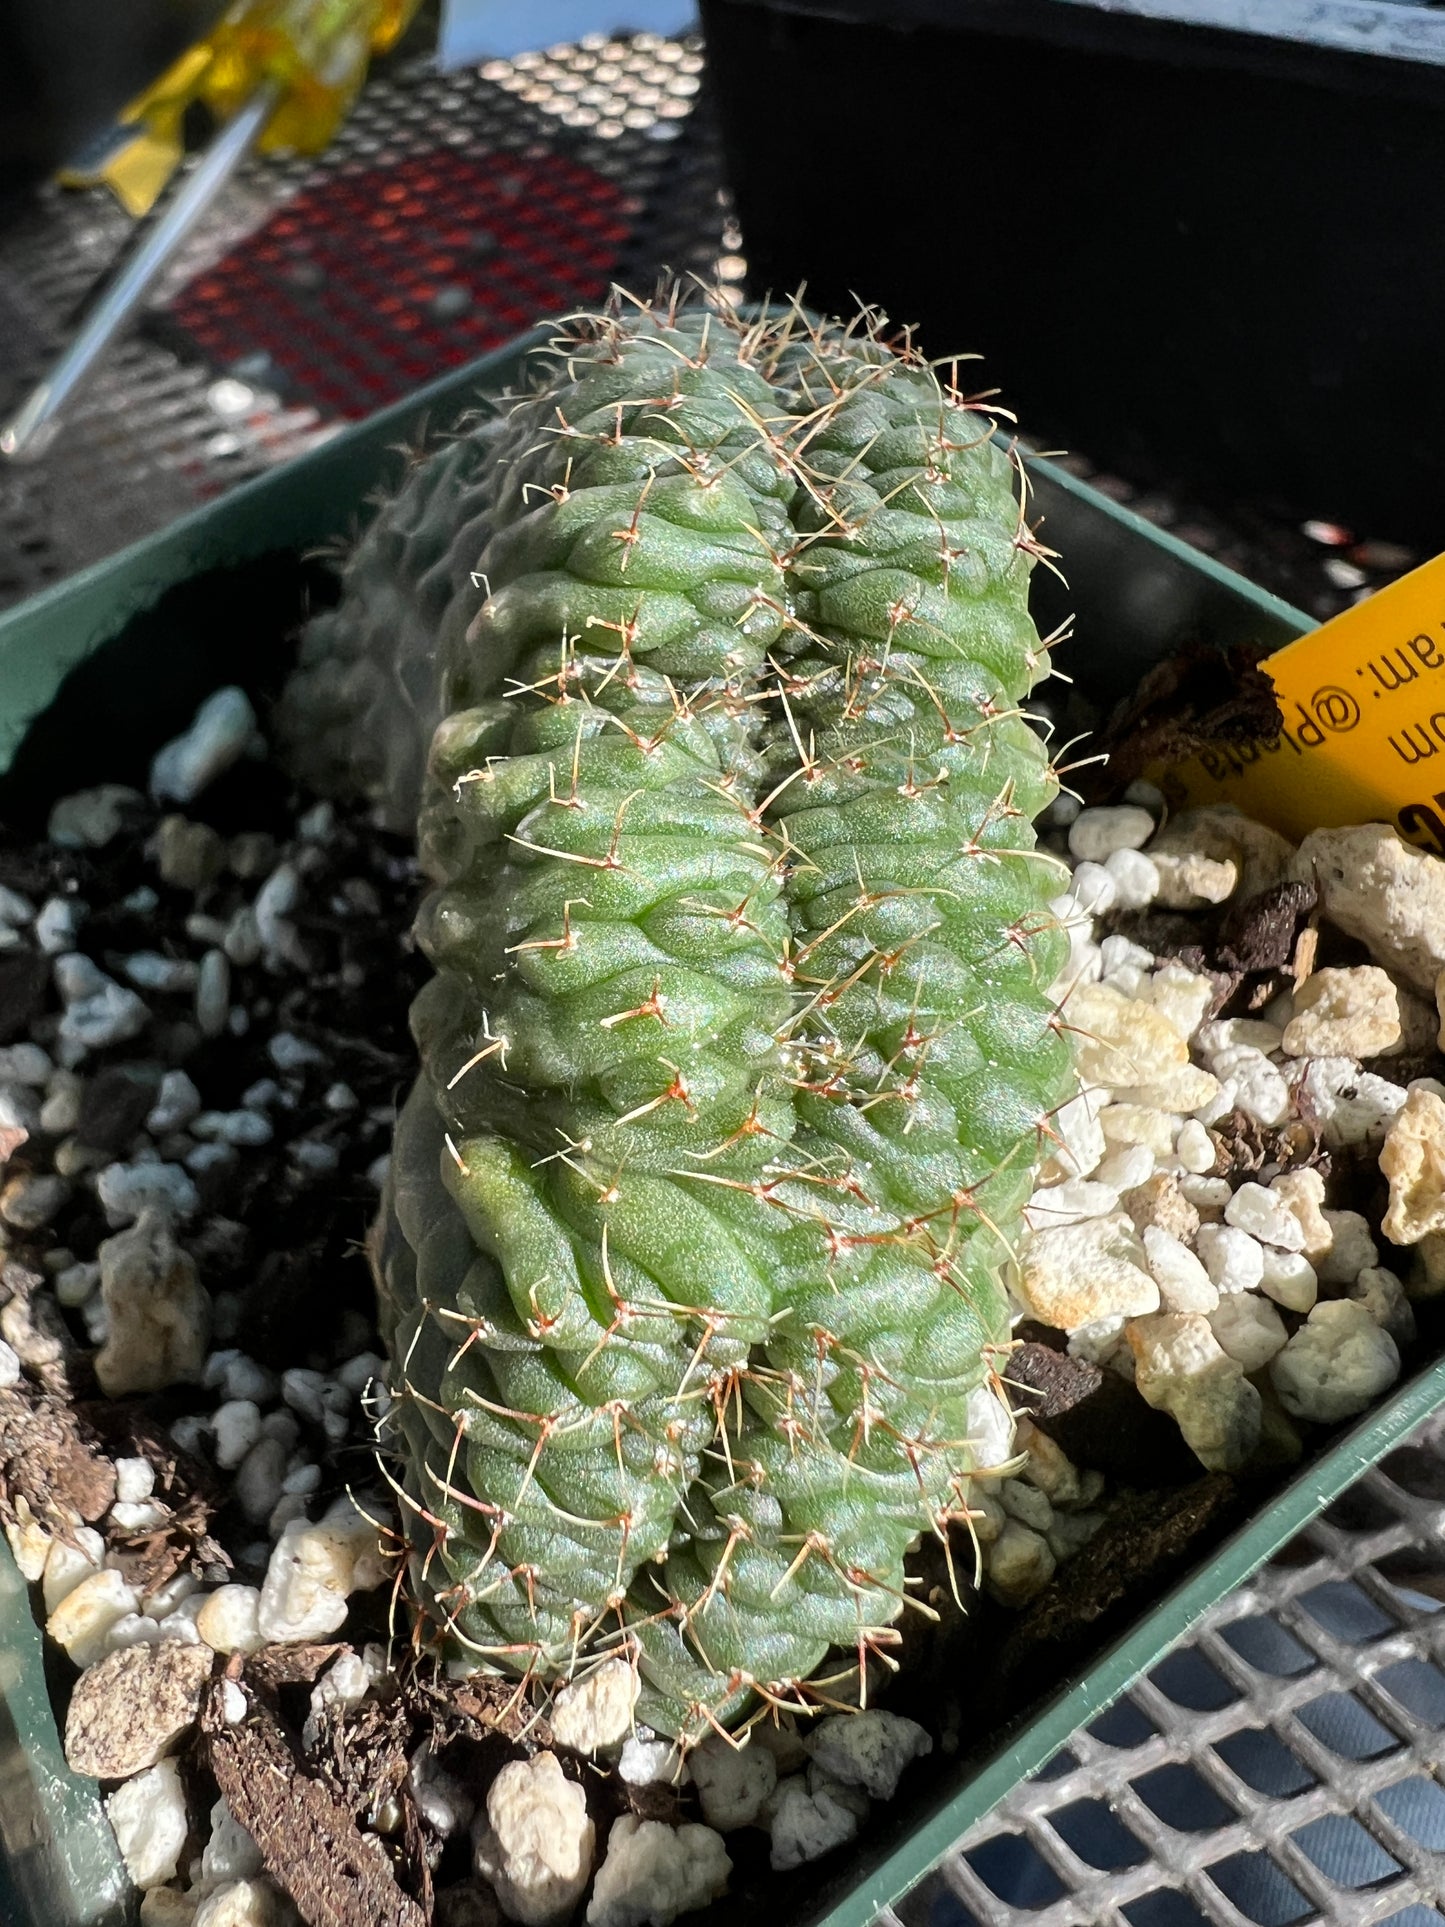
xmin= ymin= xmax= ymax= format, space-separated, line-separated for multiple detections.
xmin=167 ymin=149 xmax=631 ymax=414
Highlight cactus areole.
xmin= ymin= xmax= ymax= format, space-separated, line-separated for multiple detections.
xmin=369 ymin=293 xmax=1074 ymax=1742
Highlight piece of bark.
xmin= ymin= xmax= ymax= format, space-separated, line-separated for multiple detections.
xmin=0 ymin=1384 xmax=115 ymax=1529
xmin=203 ymin=1677 xmax=425 ymax=1927
xmin=245 ymin=1642 xmax=346 ymax=1690
xmin=1217 ymin=881 xmax=1317 ymax=975
xmin=1086 ymin=642 xmax=1283 ymax=793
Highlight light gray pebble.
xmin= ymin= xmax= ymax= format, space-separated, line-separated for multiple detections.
xmin=205 ymin=1350 xmax=278 ymax=1405
xmin=1100 ymin=934 xmax=1154 ymax=975
xmin=1180 ymin=1174 xmax=1233 ymax=1213
xmin=259 ymin=1409 xmax=300 ymax=1450
xmin=254 ymin=864 xmax=304 ymax=969
xmin=268 ymin=1494 xmax=310 ymax=1538
xmin=0 ymin=1339 xmax=19 ymax=1387
xmin=192 ymin=1109 xmax=272 ymax=1148
xmin=185 ymin=913 xmax=229 ymax=947
xmin=280 ymin=1367 xmax=324 ymax=1421
xmin=184 ymin=1142 xmax=236 ymax=1180
xmin=82 ymin=1297 xmax=109 ymax=1344
xmin=290 ymin=1138 xmax=338 ymax=1176
xmin=366 ymin=1153 xmax=391 ymax=1190
xmin=35 ymin=897 xmax=85 ymax=955
xmin=1067 ymin=861 xmax=1116 ymax=918
xmin=0 ymin=1173 xmax=71 ymax=1231
xmin=999 ymin=1482 xmax=1053 ymax=1531
xmin=1289 ymin=1056 xmax=1407 ymax=1149
xmin=1068 ymin=805 xmax=1155 ymax=863
xmin=170 ymin=1414 xmax=210 ymax=1457
xmin=282 ymin=1462 xmax=321 ymax=1497
xmin=335 ymin=1352 xmax=386 ymax=1397
xmin=222 ymin=907 xmax=261 ymax=967
xmin=53 ymin=954 xmax=105 ymax=1003
xmin=1225 ymin=1182 xmax=1306 ymax=1252
xmin=1204 ymin=1046 xmax=1292 ymax=1129
xmin=242 ymin=1079 xmax=282 ymax=1111
xmin=1 ymin=1289 xmax=70 ymax=1372
xmin=194 ymin=951 xmax=230 ymax=1040
xmin=120 ymin=887 xmax=159 ymax=916
xmin=58 ymin=982 xmax=149 ymax=1058
xmin=1123 ymin=778 xmax=1165 ymax=811
xmin=150 ymin=687 xmax=257 ymax=804
xmin=56 ymin=1137 xmax=108 ymax=1178
xmin=226 ymin=1007 xmax=249 ymax=1039
xmin=235 ymin=1437 xmax=288 ymax=1523
xmin=324 ymin=1083 xmax=357 ymax=1113
xmin=213 ymin=1401 xmax=263 ymax=1470
xmin=282 ymin=1367 xmax=348 ymax=1426
xmin=268 ymin=1031 xmax=321 ymax=1074
xmin=146 ymin=1071 xmax=201 ymax=1136
xmin=0 ymin=1082 xmax=41 ymax=1135
xmin=1196 ymin=1223 xmax=1266 ymax=1294
xmin=0 ymin=1044 xmax=50 ymax=1086
xmin=39 ymin=1072 xmax=82 ymax=1135
xmin=55 ymin=1261 xmax=100 ymax=1308
xmin=48 ymin=787 xmax=142 ymax=850
xmin=1318 ymin=1210 xmax=1379 ymax=1286
xmin=1348 ymin=1266 xmax=1416 ymax=1347
xmin=122 ymin=953 xmax=198 ymax=995
xmin=1271 ymin=1301 xmax=1401 ymax=1423
xmin=1104 ymin=847 xmax=1160 ymax=909
xmin=298 ymin=801 xmax=335 ymax=840
xmin=0 ymin=884 xmax=34 ymax=926
xmin=96 ymin=1160 xmax=199 ymax=1228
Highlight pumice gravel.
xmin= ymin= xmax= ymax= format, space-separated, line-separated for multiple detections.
xmin=3 ymin=695 xmax=1438 ymax=1927
xmin=2 ymin=340 xmax=1444 ymax=1927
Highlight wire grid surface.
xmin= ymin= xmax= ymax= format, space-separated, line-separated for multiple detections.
xmin=0 ymin=30 xmax=739 ymax=607
xmin=882 ymin=1412 xmax=1445 ymax=1927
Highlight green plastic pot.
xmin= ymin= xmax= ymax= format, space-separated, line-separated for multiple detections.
xmin=1 ymin=329 xmax=1429 ymax=1927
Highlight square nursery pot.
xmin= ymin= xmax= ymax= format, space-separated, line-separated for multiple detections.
xmin=0 ymin=329 xmax=1442 ymax=1927
xmin=698 ymin=0 xmax=1445 ymax=551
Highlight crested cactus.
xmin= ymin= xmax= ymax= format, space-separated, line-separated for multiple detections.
xmin=361 ymin=293 xmax=1073 ymax=1739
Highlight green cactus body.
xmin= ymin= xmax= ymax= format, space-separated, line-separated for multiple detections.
xmin=368 ymin=299 xmax=1071 ymax=1738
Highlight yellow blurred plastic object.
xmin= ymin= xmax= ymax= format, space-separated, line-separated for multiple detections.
xmin=59 ymin=0 xmax=422 ymax=215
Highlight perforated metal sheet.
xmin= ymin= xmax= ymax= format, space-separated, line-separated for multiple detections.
xmin=0 ymin=31 xmax=737 ymax=606
xmin=881 ymin=1410 xmax=1445 ymax=1927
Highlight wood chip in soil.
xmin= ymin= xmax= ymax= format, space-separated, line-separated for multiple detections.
xmin=0 ymin=1382 xmax=115 ymax=1529
xmin=203 ymin=1677 xmax=426 ymax=1927
xmin=1086 ymin=640 xmax=1283 ymax=792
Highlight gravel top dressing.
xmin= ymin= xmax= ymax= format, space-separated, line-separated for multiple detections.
xmin=2 ymin=315 xmax=1443 ymax=1927
xmin=0 ymin=646 xmax=1439 ymax=1927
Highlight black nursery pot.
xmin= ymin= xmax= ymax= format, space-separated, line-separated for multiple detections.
xmin=699 ymin=0 xmax=1445 ymax=550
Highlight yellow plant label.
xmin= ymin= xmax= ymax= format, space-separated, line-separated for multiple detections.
xmin=1156 ymin=550 xmax=1445 ymax=851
